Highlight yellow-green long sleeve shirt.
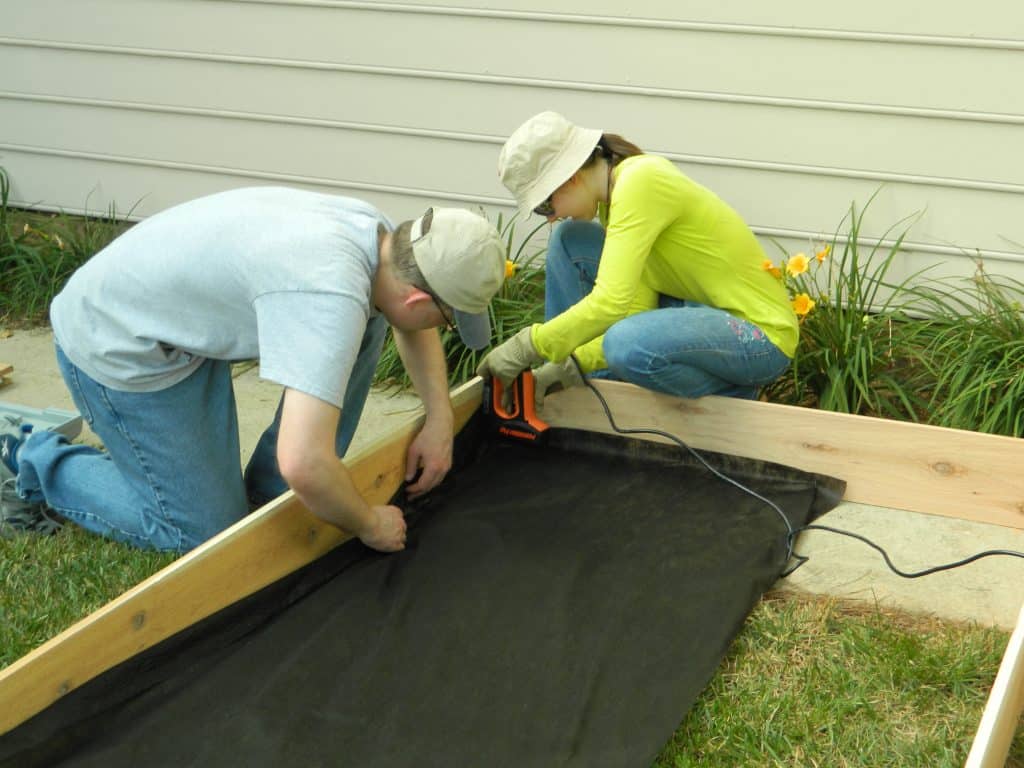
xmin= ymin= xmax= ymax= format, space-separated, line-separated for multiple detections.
xmin=531 ymin=155 xmax=799 ymax=372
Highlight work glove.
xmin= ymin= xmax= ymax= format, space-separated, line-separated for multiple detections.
xmin=532 ymin=359 xmax=584 ymax=407
xmin=475 ymin=326 xmax=544 ymax=387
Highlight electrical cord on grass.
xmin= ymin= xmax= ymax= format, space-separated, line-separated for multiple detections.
xmin=566 ymin=356 xmax=1024 ymax=579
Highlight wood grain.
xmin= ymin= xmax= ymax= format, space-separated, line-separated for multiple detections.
xmin=542 ymin=381 xmax=1024 ymax=529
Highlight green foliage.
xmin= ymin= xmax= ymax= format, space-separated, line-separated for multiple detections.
xmin=0 ymin=167 xmax=129 ymax=325
xmin=916 ymin=265 xmax=1024 ymax=436
xmin=0 ymin=525 xmax=175 ymax=667
xmin=373 ymin=211 xmax=548 ymax=389
xmin=763 ymin=194 xmax=939 ymax=421
xmin=654 ymin=594 xmax=1022 ymax=767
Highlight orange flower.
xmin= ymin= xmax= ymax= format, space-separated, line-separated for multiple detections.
xmin=791 ymin=293 xmax=816 ymax=316
xmin=815 ymin=245 xmax=831 ymax=263
xmin=504 ymin=260 xmax=517 ymax=279
xmin=786 ymin=253 xmax=810 ymax=277
xmin=762 ymin=259 xmax=782 ymax=280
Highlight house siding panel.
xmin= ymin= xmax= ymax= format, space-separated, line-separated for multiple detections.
xmin=1 ymin=0 xmax=1021 ymax=282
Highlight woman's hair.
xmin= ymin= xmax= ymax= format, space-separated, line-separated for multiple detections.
xmin=581 ymin=133 xmax=644 ymax=170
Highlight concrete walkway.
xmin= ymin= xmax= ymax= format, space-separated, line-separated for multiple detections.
xmin=2 ymin=327 xmax=1023 ymax=631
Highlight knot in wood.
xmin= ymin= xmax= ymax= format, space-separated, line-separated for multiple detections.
xmin=801 ymin=442 xmax=836 ymax=453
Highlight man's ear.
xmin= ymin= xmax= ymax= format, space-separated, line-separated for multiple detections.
xmin=404 ymin=287 xmax=433 ymax=308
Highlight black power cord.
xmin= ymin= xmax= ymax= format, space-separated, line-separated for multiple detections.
xmin=566 ymin=356 xmax=1024 ymax=579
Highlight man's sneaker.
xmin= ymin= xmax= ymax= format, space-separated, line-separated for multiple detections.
xmin=0 ymin=422 xmax=35 ymax=473
xmin=0 ymin=425 xmax=62 ymax=536
xmin=0 ymin=479 xmax=63 ymax=536
xmin=0 ymin=432 xmax=24 ymax=476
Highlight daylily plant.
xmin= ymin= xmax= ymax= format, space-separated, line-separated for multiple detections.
xmin=763 ymin=245 xmax=831 ymax=318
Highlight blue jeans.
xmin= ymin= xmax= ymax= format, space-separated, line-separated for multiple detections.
xmin=544 ymin=219 xmax=791 ymax=400
xmin=16 ymin=316 xmax=386 ymax=552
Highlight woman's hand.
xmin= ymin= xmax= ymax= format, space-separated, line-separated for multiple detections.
xmin=475 ymin=327 xmax=544 ymax=387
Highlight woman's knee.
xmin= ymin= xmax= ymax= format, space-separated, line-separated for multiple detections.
xmin=602 ymin=322 xmax=644 ymax=377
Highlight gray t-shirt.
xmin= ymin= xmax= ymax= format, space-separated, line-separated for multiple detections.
xmin=51 ymin=186 xmax=390 ymax=409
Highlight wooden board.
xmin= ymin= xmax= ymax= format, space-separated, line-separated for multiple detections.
xmin=541 ymin=380 xmax=1024 ymax=530
xmin=966 ymin=601 xmax=1024 ymax=767
xmin=2 ymin=378 xmax=1023 ymax=761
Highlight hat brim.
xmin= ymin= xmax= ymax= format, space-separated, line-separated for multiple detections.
xmin=514 ymin=126 xmax=603 ymax=219
xmin=454 ymin=308 xmax=492 ymax=350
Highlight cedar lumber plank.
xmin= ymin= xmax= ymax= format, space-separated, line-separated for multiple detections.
xmin=541 ymin=381 xmax=1024 ymax=530
xmin=965 ymin=600 xmax=1024 ymax=768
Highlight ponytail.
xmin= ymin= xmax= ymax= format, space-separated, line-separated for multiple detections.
xmin=582 ymin=133 xmax=644 ymax=170
xmin=599 ymin=133 xmax=643 ymax=164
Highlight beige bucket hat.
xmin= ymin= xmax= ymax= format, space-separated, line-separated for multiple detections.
xmin=410 ymin=208 xmax=505 ymax=349
xmin=497 ymin=111 xmax=602 ymax=219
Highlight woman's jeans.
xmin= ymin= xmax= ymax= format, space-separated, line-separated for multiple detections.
xmin=15 ymin=316 xmax=386 ymax=552
xmin=545 ymin=219 xmax=790 ymax=400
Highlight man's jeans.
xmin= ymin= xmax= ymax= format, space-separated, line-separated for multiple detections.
xmin=16 ymin=316 xmax=386 ymax=552
xmin=545 ymin=219 xmax=790 ymax=400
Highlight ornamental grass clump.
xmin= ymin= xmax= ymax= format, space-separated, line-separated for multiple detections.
xmin=761 ymin=194 xmax=935 ymax=420
xmin=0 ymin=167 xmax=129 ymax=324
xmin=915 ymin=264 xmax=1024 ymax=436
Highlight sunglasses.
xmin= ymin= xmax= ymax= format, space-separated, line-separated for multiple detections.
xmin=423 ymin=285 xmax=455 ymax=331
xmin=533 ymin=196 xmax=555 ymax=218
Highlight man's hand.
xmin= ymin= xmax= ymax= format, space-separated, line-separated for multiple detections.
xmin=359 ymin=505 xmax=407 ymax=552
xmin=404 ymin=415 xmax=453 ymax=498
xmin=475 ymin=326 xmax=544 ymax=387
xmin=532 ymin=359 xmax=584 ymax=407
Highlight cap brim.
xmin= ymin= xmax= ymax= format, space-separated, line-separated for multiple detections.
xmin=508 ymin=125 xmax=603 ymax=220
xmin=453 ymin=309 xmax=492 ymax=350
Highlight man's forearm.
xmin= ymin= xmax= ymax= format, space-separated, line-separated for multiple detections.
xmin=291 ymin=455 xmax=375 ymax=535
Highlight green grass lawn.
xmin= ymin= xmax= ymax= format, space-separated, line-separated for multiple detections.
xmin=659 ymin=594 xmax=1024 ymax=767
xmin=2 ymin=525 xmax=1022 ymax=766
xmin=0 ymin=526 xmax=175 ymax=667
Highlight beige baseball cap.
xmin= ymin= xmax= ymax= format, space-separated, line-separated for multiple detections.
xmin=410 ymin=207 xmax=505 ymax=350
xmin=497 ymin=111 xmax=602 ymax=219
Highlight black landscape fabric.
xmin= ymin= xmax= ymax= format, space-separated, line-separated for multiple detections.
xmin=1 ymin=417 xmax=844 ymax=768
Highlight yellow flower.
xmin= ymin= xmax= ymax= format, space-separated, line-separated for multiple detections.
xmin=761 ymin=259 xmax=782 ymax=280
xmin=504 ymin=260 xmax=517 ymax=279
xmin=786 ymin=253 xmax=810 ymax=277
xmin=791 ymin=293 xmax=816 ymax=316
xmin=815 ymin=245 xmax=831 ymax=263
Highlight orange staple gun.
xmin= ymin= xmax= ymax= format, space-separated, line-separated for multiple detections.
xmin=483 ymin=371 xmax=550 ymax=444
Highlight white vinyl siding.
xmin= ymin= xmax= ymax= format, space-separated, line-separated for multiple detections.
xmin=2 ymin=0 xmax=1022 ymax=282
